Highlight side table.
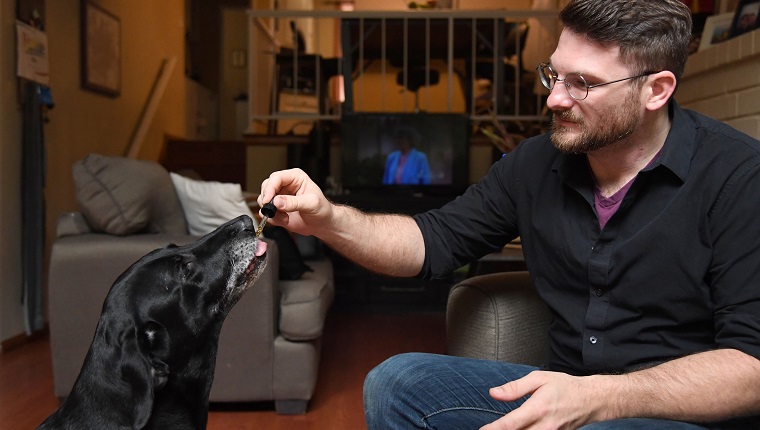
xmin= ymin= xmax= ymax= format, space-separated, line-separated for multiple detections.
xmin=467 ymin=245 xmax=526 ymax=277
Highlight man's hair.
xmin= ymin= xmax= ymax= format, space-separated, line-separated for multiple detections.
xmin=560 ymin=0 xmax=692 ymax=83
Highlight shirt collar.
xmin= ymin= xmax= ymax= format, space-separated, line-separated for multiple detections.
xmin=553 ymin=100 xmax=695 ymax=185
xmin=643 ymin=100 xmax=693 ymax=183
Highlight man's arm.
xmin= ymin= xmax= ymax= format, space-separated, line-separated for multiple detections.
xmin=484 ymin=348 xmax=760 ymax=429
xmin=321 ymin=204 xmax=425 ymax=276
xmin=259 ymin=168 xmax=425 ymax=277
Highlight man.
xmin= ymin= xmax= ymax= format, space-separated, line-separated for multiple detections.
xmin=258 ymin=0 xmax=760 ymax=428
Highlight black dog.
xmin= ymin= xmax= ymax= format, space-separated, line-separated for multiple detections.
xmin=38 ymin=215 xmax=267 ymax=430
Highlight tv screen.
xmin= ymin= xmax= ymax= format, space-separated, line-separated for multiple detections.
xmin=340 ymin=113 xmax=469 ymax=194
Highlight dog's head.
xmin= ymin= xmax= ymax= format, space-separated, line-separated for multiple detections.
xmin=93 ymin=215 xmax=267 ymax=427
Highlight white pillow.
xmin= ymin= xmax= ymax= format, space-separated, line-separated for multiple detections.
xmin=170 ymin=172 xmax=258 ymax=236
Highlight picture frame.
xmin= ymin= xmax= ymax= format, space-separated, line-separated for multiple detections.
xmin=729 ymin=0 xmax=760 ymax=38
xmin=81 ymin=1 xmax=121 ymax=97
xmin=699 ymin=12 xmax=735 ymax=51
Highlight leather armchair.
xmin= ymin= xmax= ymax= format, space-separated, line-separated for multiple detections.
xmin=446 ymin=271 xmax=551 ymax=366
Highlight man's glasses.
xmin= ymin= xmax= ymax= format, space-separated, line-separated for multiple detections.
xmin=536 ymin=63 xmax=658 ymax=101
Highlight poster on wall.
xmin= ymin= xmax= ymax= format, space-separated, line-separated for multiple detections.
xmin=16 ymin=20 xmax=50 ymax=86
xmin=81 ymin=1 xmax=121 ymax=97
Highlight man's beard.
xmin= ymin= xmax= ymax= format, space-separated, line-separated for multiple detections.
xmin=550 ymin=89 xmax=642 ymax=154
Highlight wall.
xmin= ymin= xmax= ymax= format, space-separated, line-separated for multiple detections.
xmin=42 ymin=0 xmax=186 ymax=240
xmin=219 ymin=7 xmax=249 ymax=140
xmin=0 ymin=0 xmax=187 ymax=345
xmin=186 ymin=0 xmax=249 ymax=93
xmin=678 ymin=28 xmax=760 ymax=139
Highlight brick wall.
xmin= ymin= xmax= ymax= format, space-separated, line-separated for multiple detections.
xmin=678 ymin=29 xmax=760 ymax=140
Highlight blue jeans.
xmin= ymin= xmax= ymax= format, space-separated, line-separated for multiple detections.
xmin=364 ymin=353 xmax=709 ymax=430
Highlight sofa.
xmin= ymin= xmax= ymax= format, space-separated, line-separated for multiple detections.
xmin=47 ymin=154 xmax=334 ymax=414
xmin=446 ymin=271 xmax=551 ymax=366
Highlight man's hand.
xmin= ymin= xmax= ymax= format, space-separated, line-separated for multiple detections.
xmin=482 ymin=349 xmax=760 ymax=429
xmin=258 ymin=168 xmax=425 ymax=276
xmin=481 ymin=371 xmax=607 ymax=430
xmin=258 ymin=168 xmax=334 ymax=237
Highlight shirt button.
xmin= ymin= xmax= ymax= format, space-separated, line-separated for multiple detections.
xmin=595 ymin=289 xmax=604 ymax=297
xmin=589 ymin=336 xmax=598 ymax=344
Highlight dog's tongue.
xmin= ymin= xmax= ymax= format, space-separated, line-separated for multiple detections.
xmin=255 ymin=240 xmax=267 ymax=257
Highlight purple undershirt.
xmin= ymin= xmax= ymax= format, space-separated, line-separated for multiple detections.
xmin=594 ymin=178 xmax=634 ymax=230
xmin=593 ymin=151 xmax=661 ymax=230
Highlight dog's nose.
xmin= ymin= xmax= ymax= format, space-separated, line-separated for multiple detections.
xmin=227 ymin=214 xmax=254 ymax=233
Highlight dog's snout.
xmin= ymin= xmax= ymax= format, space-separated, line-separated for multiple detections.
xmin=217 ymin=215 xmax=255 ymax=238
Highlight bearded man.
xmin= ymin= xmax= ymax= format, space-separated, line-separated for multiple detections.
xmin=258 ymin=0 xmax=760 ymax=428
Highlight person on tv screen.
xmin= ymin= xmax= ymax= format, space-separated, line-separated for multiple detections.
xmin=382 ymin=126 xmax=431 ymax=185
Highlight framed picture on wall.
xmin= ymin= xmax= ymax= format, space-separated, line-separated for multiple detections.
xmin=699 ymin=12 xmax=734 ymax=50
xmin=729 ymin=0 xmax=760 ymax=38
xmin=81 ymin=1 xmax=121 ymax=97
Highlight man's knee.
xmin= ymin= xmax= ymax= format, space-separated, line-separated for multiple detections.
xmin=364 ymin=353 xmax=436 ymax=429
xmin=364 ymin=352 xmax=427 ymax=400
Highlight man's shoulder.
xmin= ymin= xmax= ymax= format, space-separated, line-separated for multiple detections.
xmin=681 ymin=106 xmax=760 ymax=150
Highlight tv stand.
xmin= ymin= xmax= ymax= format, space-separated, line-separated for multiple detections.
xmin=329 ymin=190 xmax=462 ymax=312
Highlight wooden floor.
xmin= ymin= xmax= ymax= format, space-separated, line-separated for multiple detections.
xmin=0 ymin=311 xmax=447 ymax=429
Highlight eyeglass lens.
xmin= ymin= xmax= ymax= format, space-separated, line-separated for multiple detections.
xmin=538 ymin=64 xmax=589 ymax=100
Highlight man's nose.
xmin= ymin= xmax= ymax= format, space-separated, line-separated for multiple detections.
xmin=546 ymin=84 xmax=575 ymax=111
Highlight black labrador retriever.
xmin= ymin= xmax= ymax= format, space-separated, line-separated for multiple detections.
xmin=38 ymin=215 xmax=267 ymax=430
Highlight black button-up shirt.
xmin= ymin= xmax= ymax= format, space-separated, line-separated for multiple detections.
xmin=415 ymin=102 xmax=760 ymax=376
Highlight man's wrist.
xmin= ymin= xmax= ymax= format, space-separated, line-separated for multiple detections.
xmin=583 ymin=374 xmax=637 ymax=423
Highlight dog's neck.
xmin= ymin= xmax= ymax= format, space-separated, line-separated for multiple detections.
xmin=42 ymin=334 xmax=221 ymax=430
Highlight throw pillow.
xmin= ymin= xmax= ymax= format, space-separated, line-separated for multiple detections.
xmin=169 ymin=172 xmax=258 ymax=236
xmin=263 ymin=225 xmax=313 ymax=280
xmin=73 ymin=154 xmax=188 ymax=235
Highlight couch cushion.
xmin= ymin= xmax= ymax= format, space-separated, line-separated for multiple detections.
xmin=262 ymin=225 xmax=312 ymax=280
xmin=169 ymin=172 xmax=257 ymax=236
xmin=73 ymin=154 xmax=187 ymax=235
xmin=279 ymin=269 xmax=333 ymax=341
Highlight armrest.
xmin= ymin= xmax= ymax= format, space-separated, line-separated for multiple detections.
xmin=446 ymin=271 xmax=551 ymax=367
xmin=47 ymin=231 xmax=199 ymax=397
xmin=212 ymin=238 xmax=281 ymax=400
xmin=56 ymin=212 xmax=93 ymax=238
xmin=278 ymin=257 xmax=334 ymax=341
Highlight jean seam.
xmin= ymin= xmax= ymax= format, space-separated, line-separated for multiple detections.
xmin=422 ymin=406 xmax=505 ymax=429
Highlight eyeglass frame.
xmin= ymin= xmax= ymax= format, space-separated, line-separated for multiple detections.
xmin=536 ymin=62 xmax=660 ymax=101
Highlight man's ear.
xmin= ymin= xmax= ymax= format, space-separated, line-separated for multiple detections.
xmin=645 ymin=70 xmax=677 ymax=111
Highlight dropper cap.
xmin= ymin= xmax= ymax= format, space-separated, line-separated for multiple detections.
xmin=256 ymin=198 xmax=277 ymax=237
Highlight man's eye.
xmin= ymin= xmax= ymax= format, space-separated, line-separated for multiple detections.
xmin=566 ymin=74 xmax=587 ymax=88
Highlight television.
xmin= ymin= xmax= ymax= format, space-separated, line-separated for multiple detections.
xmin=340 ymin=113 xmax=470 ymax=195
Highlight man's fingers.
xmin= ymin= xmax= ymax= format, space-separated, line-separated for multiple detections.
xmin=259 ymin=168 xmax=308 ymax=204
xmin=480 ymin=401 xmax=541 ymax=430
xmin=489 ymin=371 xmax=542 ymax=402
xmin=276 ymin=193 xmax=320 ymax=214
xmin=259 ymin=176 xmax=284 ymax=206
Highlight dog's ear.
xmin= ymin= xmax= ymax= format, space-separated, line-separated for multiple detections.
xmin=103 ymin=316 xmax=171 ymax=429
xmin=114 ymin=323 xmax=159 ymax=429
xmin=142 ymin=321 xmax=170 ymax=390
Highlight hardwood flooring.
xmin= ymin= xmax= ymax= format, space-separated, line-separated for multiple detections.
xmin=0 ymin=311 xmax=447 ymax=429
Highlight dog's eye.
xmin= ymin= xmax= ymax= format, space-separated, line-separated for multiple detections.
xmin=172 ymin=255 xmax=194 ymax=278
xmin=182 ymin=261 xmax=193 ymax=275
